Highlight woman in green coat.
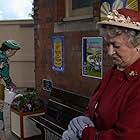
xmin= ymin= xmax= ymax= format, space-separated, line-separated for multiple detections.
xmin=0 ymin=40 xmax=20 ymax=99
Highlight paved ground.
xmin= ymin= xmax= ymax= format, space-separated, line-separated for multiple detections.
xmin=0 ymin=103 xmax=18 ymax=140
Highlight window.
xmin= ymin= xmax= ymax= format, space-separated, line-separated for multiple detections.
xmin=72 ymin=0 xmax=92 ymax=9
xmin=65 ymin=0 xmax=93 ymax=18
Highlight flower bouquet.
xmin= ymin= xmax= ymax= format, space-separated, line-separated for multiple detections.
xmin=11 ymin=89 xmax=44 ymax=112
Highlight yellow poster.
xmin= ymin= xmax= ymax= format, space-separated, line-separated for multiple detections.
xmin=52 ymin=36 xmax=64 ymax=72
xmin=54 ymin=41 xmax=62 ymax=67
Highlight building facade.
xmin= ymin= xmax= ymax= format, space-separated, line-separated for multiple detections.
xmin=33 ymin=0 xmax=140 ymax=97
xmin=0 ymin=20 xmax=35 ymax=88
xmin=32 ymin=0 xmax=140 ymax=139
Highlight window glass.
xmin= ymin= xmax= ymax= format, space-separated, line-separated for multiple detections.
xmin=72 ymin=0 xmax=92 ymax=9
xmin=65 ymin=0 xmax=93 ymax=18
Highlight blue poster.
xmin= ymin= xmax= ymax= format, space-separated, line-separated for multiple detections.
xmin=52 ymin=36 xmax=64 ymax=72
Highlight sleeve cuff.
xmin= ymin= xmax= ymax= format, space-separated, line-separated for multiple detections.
xmin=82 ymin=126 xmax=99 ymax=140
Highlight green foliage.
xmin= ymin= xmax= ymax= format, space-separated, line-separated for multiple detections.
xmin=11 ymin=89 xmax=44 ymax=112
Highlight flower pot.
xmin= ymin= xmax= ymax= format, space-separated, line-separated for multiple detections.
xmin=10 ymin=107 xmax=45 ymax=140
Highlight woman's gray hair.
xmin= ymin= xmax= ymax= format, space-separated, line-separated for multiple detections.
xmin=99 ymin=25 xmax=140 ymax=47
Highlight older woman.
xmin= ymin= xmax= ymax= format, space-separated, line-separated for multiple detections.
xmin=62 ymin=8 xmax=140 ymax=140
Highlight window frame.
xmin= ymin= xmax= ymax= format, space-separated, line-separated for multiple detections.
xmin=65 ymin=0 xmax=93 ymax=18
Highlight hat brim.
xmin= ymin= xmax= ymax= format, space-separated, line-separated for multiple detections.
xmin=97 ymin=20 xmax=140 ymax=31
xmin=4 ymin=41 xmax=20 ymax=50
xmin=5 ymin=43 xmax=20 ymax=50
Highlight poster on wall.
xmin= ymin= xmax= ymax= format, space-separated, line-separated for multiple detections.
xmin=52 ymin=36 xmax=64 ymax=72
xmin=82 ymin=37 xmax=103 ymax=79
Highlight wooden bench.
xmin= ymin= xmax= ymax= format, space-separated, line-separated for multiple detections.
xmin=29 ymin=87 xmax=89 ymax=139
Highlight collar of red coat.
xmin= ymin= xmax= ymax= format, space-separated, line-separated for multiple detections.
xmin=112 ymin=58 xmax=140 ymax=81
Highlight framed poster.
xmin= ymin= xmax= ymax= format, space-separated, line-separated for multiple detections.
xmin=82 ymin=37 xmax=103 ymax=79
xmin=52 ymin=36 xmax=64 ymax=72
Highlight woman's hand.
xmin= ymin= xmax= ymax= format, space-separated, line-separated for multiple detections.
xmin=7 ymin=82 xmax=16 ymax=91
xmin=68 ymin=116 xmax=95 ymax=138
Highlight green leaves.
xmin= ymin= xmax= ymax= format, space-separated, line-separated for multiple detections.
xmin=11 ymin=89 xmax=44 ymax=112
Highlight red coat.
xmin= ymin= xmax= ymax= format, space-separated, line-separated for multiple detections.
xmin=83 ymin=59 xmax=140 ymax=140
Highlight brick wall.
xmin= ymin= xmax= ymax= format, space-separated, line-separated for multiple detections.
xmin=34 ymin=0 xmax=138 ymax=97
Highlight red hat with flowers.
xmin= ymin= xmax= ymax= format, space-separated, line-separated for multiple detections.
xmin=97 ymin=8 xmax=140 ymax=30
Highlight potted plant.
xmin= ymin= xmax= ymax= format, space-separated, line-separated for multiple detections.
xmin=11 ymin=89 xmax=44 ymax=112
xmin=10 ymin=88 xmax=45 ymax=139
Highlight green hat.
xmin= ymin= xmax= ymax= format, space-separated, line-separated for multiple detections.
xmin=2 ymin=40 xmax=21 ymax=50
